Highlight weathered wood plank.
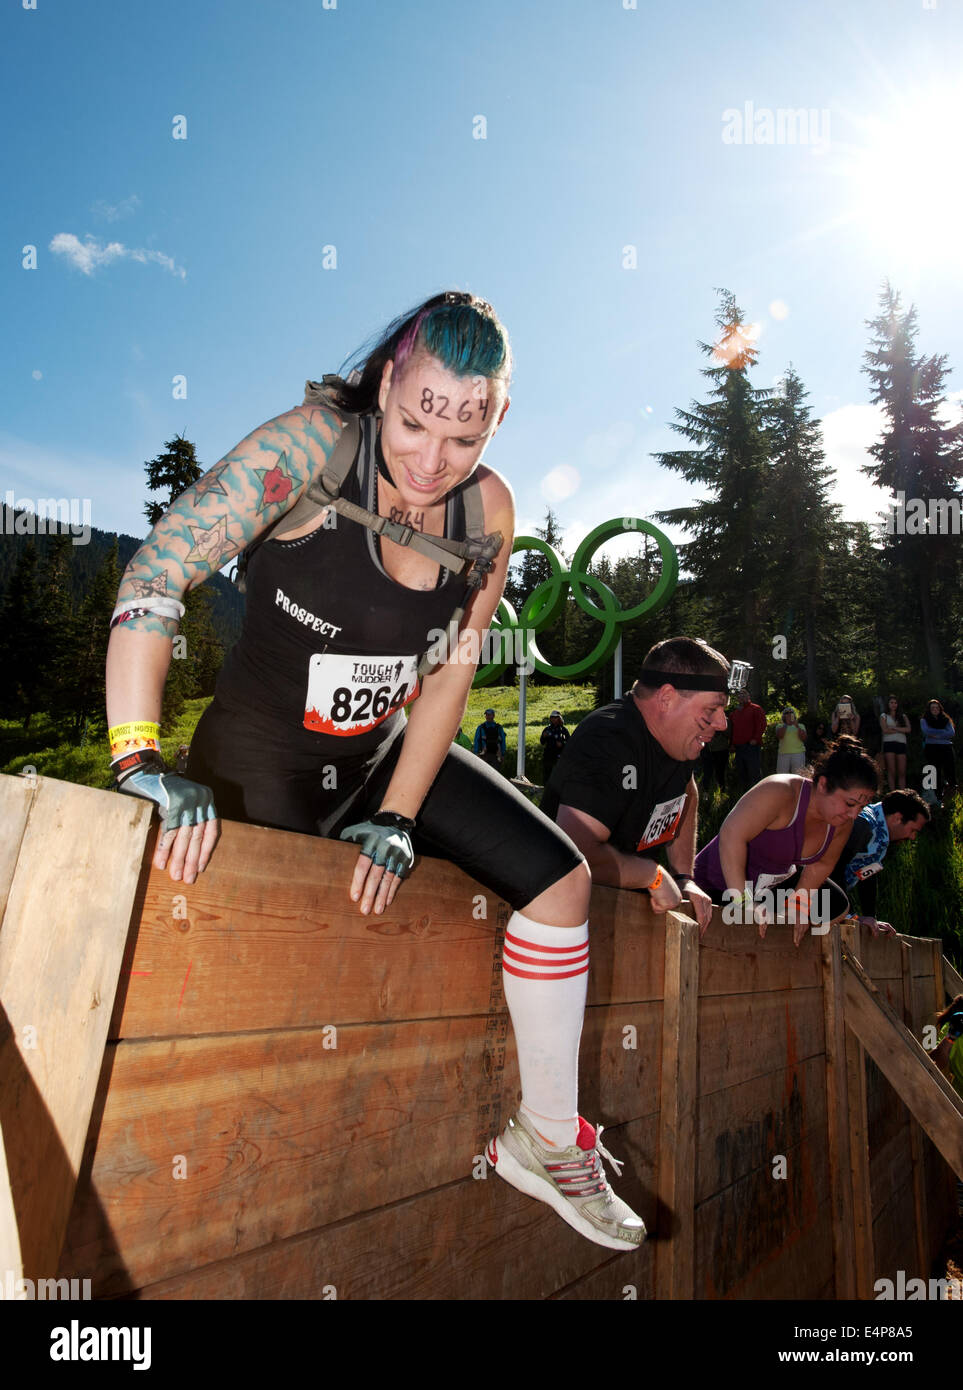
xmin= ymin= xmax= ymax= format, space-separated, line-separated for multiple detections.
xmin=59 ymin=1006 xmax=659 ymax=1297
xmin=0 ymin=775 xmax=152 ymax=1282
xmin=696 ymin=915 xmax=823 ymax=996
xmin=0 ymin=1105 xmax=23 ymax=1289
xmin=857 ymin=930 xmax=903 ymax=983
xmin=695 ymin=1127 xmax=832 ymax=1299
xmin=697 ymin=988 xmax=825 ymax=1098
xmin=872 ymin=1178 xmax=918 ymax=1289
xmin=111 ymin=827 xmax=666 ymax=1039
xmin=123 ymin=1116 xmax=656 ymax=1301
xmin=695 ymin=1055 xmax=827 ymax=1206
xmin=0 ymin=775 xmax=37 ymax=930
xmin=821 ymin=929 xmax=856 ymax=1298
xmin=843 ymin=950 xmax=963 ymax=1177
xmin=842 ymin=915 xmax=876 ymax=1300
xmin=944 ymin=955 xmax=963 ymax=1003
xmin=655 ymin=908 xmax=698 ymax=1299
xmin=900 ymin=940 xmax=929 ymax=1280
xmin=707 ymin=1199 xmax=836 ymax=1302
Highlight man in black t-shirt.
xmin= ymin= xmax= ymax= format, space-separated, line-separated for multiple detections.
xmin=541 ymin=637 xmax=731 ymax=933
xmin=539 ymin=711 xmax=570 ymax=783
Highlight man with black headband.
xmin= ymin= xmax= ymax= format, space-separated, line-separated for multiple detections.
xmin=541 ymin=637 xmax=731 ymax=934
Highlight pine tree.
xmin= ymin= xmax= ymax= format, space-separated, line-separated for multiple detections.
xmin=36 ymin=531 xmax=77 ymax=723
xmin=144 ymin=435 xmax=203 ymax=525
xmin=70 ymin=538 xmax=120 ymax=737
xmin=862 ymin=283 xmax=963 ymax=688
xmin=766 ymin=366 xmax=840 ymax=710
xmin=141 ymin=434 xmax=223 ymax=713
xmin=0 ymin=543 xmax=45 ymax=728
xmin=653 ymin=290 xmax=774 ymax=691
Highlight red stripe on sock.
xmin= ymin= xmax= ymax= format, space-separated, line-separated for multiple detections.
xmin=502 ymin=961 xmax=590 ymax=981
xmin=502 ymin=945 xmax=589 ymax=969
xmin=505 ymin=930 xmax=588 ymax=954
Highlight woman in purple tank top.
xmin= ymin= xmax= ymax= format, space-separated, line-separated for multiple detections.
xmin=695 ymin=737 xmax=879 ymax=943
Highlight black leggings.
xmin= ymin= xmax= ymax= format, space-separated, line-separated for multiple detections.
xmin=187 ymin=698 xmax=585 ymax=910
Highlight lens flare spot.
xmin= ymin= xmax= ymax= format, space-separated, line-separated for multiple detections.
xmin=541 ymin=465 xmax=580 ymax=502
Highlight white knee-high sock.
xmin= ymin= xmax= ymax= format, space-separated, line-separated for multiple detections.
xmin=501 ymin=911 xmax=588 ymax=1148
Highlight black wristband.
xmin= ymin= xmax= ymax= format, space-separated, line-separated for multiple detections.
xmin=111 ymin=747 xmax=167 ymax=786
xmin=371 ymin=810 xmax=417 ymax=834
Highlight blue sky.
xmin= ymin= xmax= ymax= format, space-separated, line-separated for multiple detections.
xmin=3 ymin=0 xmax=962 ymax=564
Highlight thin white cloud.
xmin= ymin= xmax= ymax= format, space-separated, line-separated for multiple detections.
xmin=49 ymin=232 xmax=186 ymax=279
xmin=91 ymin=194 xmax=141 ymax=222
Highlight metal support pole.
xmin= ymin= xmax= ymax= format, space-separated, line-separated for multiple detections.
xmin=517 ymin=662 xmax=528 ymax=779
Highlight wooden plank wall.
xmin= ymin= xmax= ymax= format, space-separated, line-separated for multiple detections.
xmin=0 ymin=774 xmax=152 ymax=1286
xmin=847 ymin=928 xmax=956 ymax=1289
xmin=0 ymin=774 xmax=938 ymax=1301
xmin=59 ymin=819 xmax=662 ymax=1301
xmin=693 ymin=919 xmax=834 ymax=1299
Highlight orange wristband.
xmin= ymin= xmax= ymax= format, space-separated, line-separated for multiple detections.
xmin=645 ymin=865 xmax=663 ymax=893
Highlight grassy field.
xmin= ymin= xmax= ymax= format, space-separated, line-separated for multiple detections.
xmin=4 ymin=689 xmax=960 ymax=967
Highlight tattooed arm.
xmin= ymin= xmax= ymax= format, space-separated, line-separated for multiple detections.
xmin=106 ymin=405 xmax=342 ymax=882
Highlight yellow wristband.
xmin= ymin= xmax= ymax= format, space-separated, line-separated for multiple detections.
xmin=645 ymin=865 xmax=663 ymax=892
xmin=109 ymin=721 xmax=160 ymax=743
xmin=109 ymin=721 xmax=161 ymax=757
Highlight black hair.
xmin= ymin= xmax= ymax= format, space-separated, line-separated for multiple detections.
xmin=636 ymin=637 xmax=729 ymax=690
xmin=881 ymin=789 xmax=931 ymax=823
xmin=811 ymin=735 xmax=879 ymax=794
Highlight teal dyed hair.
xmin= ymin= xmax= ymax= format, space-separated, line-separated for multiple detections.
xmin=395 ymin=300 xmax=510 ymax=381
xmin=331 ymin=291 xmax=512 ymax=415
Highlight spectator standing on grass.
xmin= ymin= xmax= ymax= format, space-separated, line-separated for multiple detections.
xmin=774 ymin=707 xmax=807 ymax=773
xmin=473 ymin=707 xmax=506 ymax=770
xmin=730 ymin=687 xmax=766 ymax=790
xmin=539 ymin=710 xmax=569 ymax=783
xmin=879 ymin=693 xmax=911 ymax=792
xmin=920 ymin=698 xmax=956 ymax=804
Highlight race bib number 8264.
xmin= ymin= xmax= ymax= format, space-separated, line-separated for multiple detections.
xmin=304 ymin=653 xmax=419 ymax=735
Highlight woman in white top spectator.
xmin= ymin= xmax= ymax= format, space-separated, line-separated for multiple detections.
xmin=879 ymin=693 xmax=911 ymax=792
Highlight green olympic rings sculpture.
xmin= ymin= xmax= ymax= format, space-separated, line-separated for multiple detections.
xmin=473 ymin=516 xmax=679 ymax=686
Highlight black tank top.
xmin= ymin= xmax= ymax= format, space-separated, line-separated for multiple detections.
xmin=214 ymin=414 xmax=469 ymax=756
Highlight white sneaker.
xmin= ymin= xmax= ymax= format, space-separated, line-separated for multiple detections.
xmin=487 ymin=1110 xmax=646 ymax=1251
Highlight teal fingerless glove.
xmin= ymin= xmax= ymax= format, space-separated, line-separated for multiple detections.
xmin=115 ymin=752 xmax=217 ymax=832
xmin=339 ymin=816 xmax=415 ymax=878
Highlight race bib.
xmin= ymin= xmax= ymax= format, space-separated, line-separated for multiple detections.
xmin=304 ymin=653 xmax=420 ymax=736
xmin=754 ymin=868 xmax=798 ymax=893
xmin=854 ymin=861 xmax=883 ymax=881
xmin=636 ymin=793 xmax=687 ymax=853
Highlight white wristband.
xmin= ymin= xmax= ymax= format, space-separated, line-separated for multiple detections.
xmin=110 ymin=596 xmax=186 ymax=625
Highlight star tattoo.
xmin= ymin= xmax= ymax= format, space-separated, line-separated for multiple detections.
xmin=185 ymin=517 xmax=231 ymax=565
xmin=192 ymin=463 xmax=230 ymax=506
xmin=132 ymin=573 xmax=169 ymax=598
